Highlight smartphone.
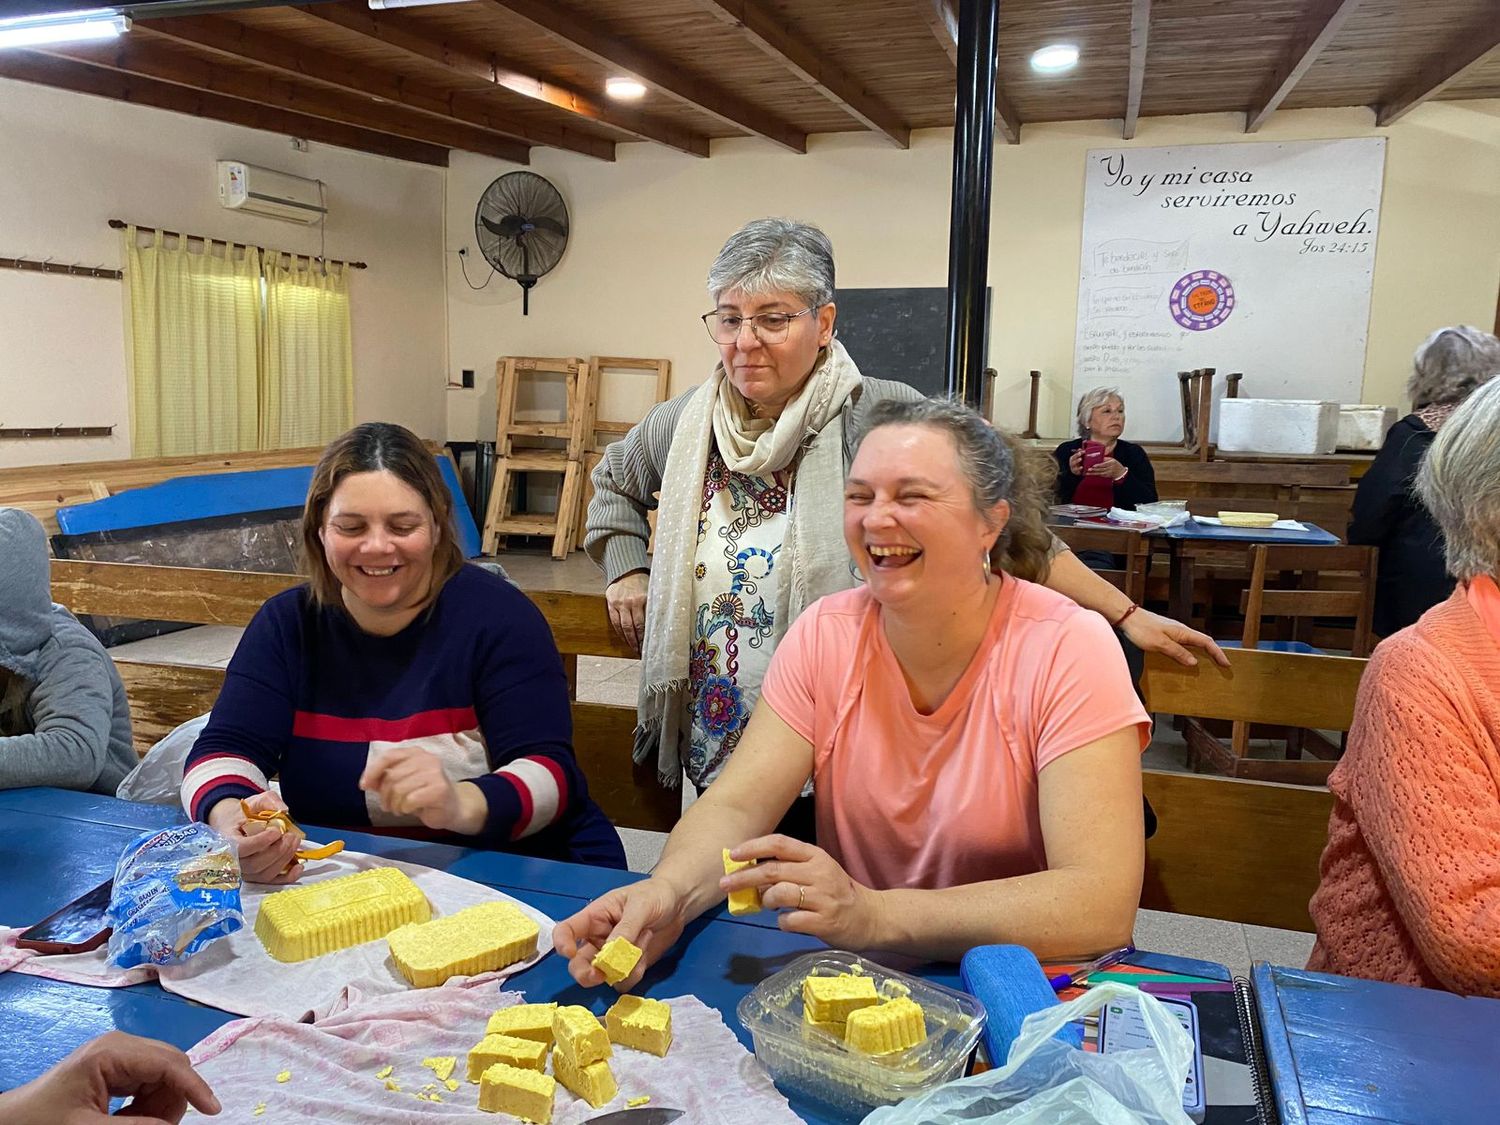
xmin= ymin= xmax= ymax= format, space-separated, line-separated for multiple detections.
xmin=1098 ymin=993 xmax=1205 ymax=1123
xmin=1082 ymin=440 xmax=1107 ymax=472
xmin=16 ymin=878 xmax=114 ymax=955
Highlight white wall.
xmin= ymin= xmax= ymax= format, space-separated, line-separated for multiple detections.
xmin=0 ymin=77 xmax=447 ymax=469
xmin=446 ymin=101 xmax=1500 ymax=440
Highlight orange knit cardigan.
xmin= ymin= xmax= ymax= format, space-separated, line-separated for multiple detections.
xmin=1307 ymin=588 xmax=1500 ymax=996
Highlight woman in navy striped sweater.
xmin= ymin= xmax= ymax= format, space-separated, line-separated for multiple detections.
xmin=181 ymin=423 xmax=625 ymax=882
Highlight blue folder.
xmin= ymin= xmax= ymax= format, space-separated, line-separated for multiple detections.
xmin=1247 ymin=962 xmax=1500 ymax=1124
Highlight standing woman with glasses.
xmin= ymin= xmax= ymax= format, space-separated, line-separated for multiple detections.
xmin=585 ymin=218 xmax=1224 ymax=831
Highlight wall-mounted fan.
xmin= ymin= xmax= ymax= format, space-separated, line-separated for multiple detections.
xmin=474 ymin=171 xmax=569 ymax=315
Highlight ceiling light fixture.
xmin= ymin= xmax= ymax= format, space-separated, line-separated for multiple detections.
xmin=0 ymin=8 xmax=129 ymax=50
xmin=1030 ymin=43 xmax=1080 ymax=74
xmin=605 ymin=76 xmax=647 ymax=101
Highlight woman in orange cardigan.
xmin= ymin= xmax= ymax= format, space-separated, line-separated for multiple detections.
xmin=1308 ymin=377 xmax=1500 ymax=997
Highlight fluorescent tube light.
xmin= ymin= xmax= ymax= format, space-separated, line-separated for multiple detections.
xmin=0 ymin=9 xmax=129 ymax=49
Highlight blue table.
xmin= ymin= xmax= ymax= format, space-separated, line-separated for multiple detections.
xmin=0 ymin=788 xmax=963 ymax=1122
xmin=1151 ymin=519 xmax=1340 ymax=627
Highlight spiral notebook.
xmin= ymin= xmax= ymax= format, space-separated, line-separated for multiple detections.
xmin=1232 ymin=962 xmax=1500 ymax=1125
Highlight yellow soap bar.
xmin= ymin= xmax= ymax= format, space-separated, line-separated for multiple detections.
xmin=467 ymin=1033 xmax=548 ymax=1081
xmin=552 ymin=1050 xmax=617 ymax=1109
xmin=478 ymin=1061 xmax=555 ymax=1122
xmin=553 ymin=1005 xmax=612 ymax=1067
xmin=802 ymin=973 xmax=880 ymax=1024
xmin=605 ymin=994 xmax=673 ymax=1057
xmin=801 ymin=1016 xmax=845 ymax=1040
xmin=591 ymin=936 xmax=643 ymax=986
xmin=722 ymin=849 xmax=762 ymax=915
xmin=1217 ymin=511 xmax=1279 ymax=527
xmin=845 ymin=996 xmax=928 ymax=1055
xmin=486 ymin=1003 xmax=558 ymax=1044
xmin=255 ymin=867 xmax=429 ymax=962
xmin=387 ymin=900 xmax=539 ymax=987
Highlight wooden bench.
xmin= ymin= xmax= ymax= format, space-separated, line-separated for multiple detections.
xmin=54 ymin=561 xmax=1342 ymax=932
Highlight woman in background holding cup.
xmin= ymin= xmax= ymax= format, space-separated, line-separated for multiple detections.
xmin=1053 ymin=387 xmax=1158 ymax=512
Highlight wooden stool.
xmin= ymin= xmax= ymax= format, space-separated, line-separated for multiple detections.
xmin=574 ymin=356 xmax=672 ymax=549
xmin=482 ymin=356 xmax=592 ymax=560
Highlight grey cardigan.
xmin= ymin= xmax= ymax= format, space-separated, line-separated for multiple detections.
xmin=584 ymin=376 xmax=925 ymax=585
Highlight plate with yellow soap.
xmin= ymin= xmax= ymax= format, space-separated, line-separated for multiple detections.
xmin=154 ymin=850 xmax=554 ymax=1021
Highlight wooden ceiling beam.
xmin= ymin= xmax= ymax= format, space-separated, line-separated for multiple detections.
xmin=695 ymin=0 xmax=910 ymax=147
xmin=480 ymin=0 xmax=808 ymax=153
xmin=1245 ymin=0 xmax=1363 ymax=133
xmin=917 ymin=0 xmax=1020 ymax=144
xmin=1123 ymin=0 xmax=1150 ymax=140
xmin=1377 ymin=16 xmax=1500 ymax=126
xmin=295 ymin=5 xmax=709 ymax=157
xmin=38 ymin=36 xmax=529 ymax=163
xmin=139 ymin=15 xmax=613 ymax=160
xmin=0 ymin=51 xmax=448 ymax=165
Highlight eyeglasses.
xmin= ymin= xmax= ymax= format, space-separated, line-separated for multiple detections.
xmin=701 ymin=305 xmax=819 ymax=345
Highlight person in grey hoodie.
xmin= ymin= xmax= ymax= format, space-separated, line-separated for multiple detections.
xmin=0 ymin=508 xmax=136 ymax=793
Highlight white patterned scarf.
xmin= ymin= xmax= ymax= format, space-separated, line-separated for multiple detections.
xmin=635 ymin=340 xmax=864 ymax=785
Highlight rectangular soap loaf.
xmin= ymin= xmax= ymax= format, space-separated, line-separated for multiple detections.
xmin=591 ymin=936 xmax=643 ymax=986
xmin=552 ymin=1050 xmax=617 ymax=1110
xmin=552 ymin=1005 xmax=612 ymax=1067
xmin=486 ymin=1003 xmax=557 ymax=1044
xmin=802 ymin=973 xmax=880 ymax=1024
xmin=387 ymin=900 xmax=539 ymax=987
xmin=255 ymin=867 xmax=429 ymax=962
xmin=478 ymin=1061 xmax=555 ymax=1122
xmin=467 ymin=1033 xmax=549 ymax=1081
xmin=722 ymin=849 xmax=762 ymax=915
xmin=844 ymin=996 xmax=928 ymax=1055
xmin=604 ymin=994 xmax=672 ymax=1057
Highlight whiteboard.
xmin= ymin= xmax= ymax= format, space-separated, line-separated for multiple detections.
xmin=1072 ymin=138 xmax=1387 ymax=441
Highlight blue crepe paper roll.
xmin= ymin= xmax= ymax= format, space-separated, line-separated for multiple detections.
xmin=959 ymin=944 xmax=1084 ymax=1067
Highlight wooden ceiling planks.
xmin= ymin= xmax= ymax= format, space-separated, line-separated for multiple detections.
xmin=4 ymin=0 xmax=1500 ymax=164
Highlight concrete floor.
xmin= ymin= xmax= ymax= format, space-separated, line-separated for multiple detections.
xmin=109 ymin=545 xmax=1316 ymax=976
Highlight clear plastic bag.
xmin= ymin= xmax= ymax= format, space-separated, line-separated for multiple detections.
xmin=105 ymin=822 xmax=245 ymax=969
xmin=862 ymin=983 xmax=1193 ymax=1125
xmin=115 ymin=713 xmax=210 ymax=804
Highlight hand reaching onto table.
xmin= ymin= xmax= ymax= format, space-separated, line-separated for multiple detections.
xmin=0 ymin=1031 xmax=220 ymax=1125
xmin=554 ymin=877 xmax=689 ymax=992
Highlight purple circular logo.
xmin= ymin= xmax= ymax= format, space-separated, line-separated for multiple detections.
xmin=1170 ymin=270 xmax=1236 ymax=331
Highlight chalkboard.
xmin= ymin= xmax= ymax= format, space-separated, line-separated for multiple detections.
xmin=833 ymin=286 xmax=990 ymax=397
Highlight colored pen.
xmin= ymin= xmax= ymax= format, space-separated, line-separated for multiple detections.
xmin=1047 ymin=944 xmax=1136 ymax=991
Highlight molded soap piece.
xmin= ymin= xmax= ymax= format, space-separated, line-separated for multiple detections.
xmin=604 ymin=994 xmax=672 ymax=1057
xmin=722 ymin=849 xmax=762 ymax=915
xmin=387 ymin=899 xmax=539 ymax=987
xmin=802 ymin=973 xmax=880 ymax=1024
xmin=486 ymin=1003 xmax=558 ymax=1044
xmin=254 ymin=867 xmax=429 ymax=962
xmin=478 ymin=1061 xmax=555 ymax=1121
xmin=552 ymin=1050 xmax=617 ymax=1110
xmin=591 ymin=936 xmax=643 ymax=986
xmin=845 ymin=997 xmax=928 ymax=1055
xmin=467 ymin=1033 xmax=548 ymax=1081
xmin=552 ymin=1005 xmax=612 ymax=1067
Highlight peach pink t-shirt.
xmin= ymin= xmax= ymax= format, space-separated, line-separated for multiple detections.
xmin=760 ymin=577 xmax=1151 ymax=892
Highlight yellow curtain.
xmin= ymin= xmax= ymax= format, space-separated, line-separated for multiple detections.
xmin=260 ymin=256 xmax=353 ymax=450
xmin=122 ymin=226 xmax=262 ymax=457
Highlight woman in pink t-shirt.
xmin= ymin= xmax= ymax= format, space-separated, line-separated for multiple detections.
xmin=555 ymin=399 xmax=1151 ymax=982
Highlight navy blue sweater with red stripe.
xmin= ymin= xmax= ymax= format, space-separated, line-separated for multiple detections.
xmin=182 ymin=565 xmax=625 ymax=868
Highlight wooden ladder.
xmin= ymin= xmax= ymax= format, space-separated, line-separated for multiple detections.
xmin=482 ymin=356 xmax=592 ymax=560
xmin=575 ymin=356 xmax=673 ymax=548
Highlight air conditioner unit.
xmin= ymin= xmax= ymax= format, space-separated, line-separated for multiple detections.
xmin=216 ymin=161 xmax=327 ymax=225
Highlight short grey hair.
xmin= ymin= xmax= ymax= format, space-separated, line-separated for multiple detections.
xmin=1076 ymin=386 xmax=1124 ymax=438
xmin=1407 ymin=325 xmax=1500 ymax=409
xmin=706 ymin=218 xmax=835 ymax=308
xmin=858 ymin=397 xmax=1015 ymax=518
xmin=1416 ymin=377 xmax=1500 ymax=581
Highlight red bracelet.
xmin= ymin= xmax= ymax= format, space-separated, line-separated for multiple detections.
xmin=1113 ymin=603 xmax=1140 ymax=628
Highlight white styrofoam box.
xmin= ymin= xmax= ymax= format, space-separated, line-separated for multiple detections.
xmin=1217 ymin=399 xmax=1339 ymax=455
xmin=1336 ymin=404 xmax=1397 ymax=451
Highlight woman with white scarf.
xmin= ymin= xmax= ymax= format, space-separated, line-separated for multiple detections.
xmin=585 ymin=219 xmax=1223 ymax=826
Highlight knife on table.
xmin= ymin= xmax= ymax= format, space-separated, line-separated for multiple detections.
xmin=585 ymin=1109 xmax=684 ymax=1125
